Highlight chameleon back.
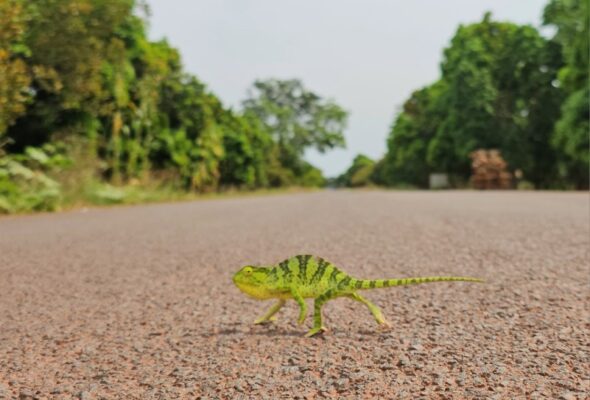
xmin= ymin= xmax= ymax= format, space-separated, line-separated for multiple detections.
xmin=270 ymin=255 xmax=349 ymax=298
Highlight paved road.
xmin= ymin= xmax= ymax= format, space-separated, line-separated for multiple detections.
xmin=0 ymin=191 xmax=588 ymax=399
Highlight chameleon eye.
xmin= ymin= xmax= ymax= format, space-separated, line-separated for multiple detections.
xmin=244 ymin=266 xmax=253 ymax=275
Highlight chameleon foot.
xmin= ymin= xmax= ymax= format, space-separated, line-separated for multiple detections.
xmin=304 ymin=326 xmax=328 ymax=337
xmin=376 ymin=318 xmax=391 ymax=328
xmin=254 ymin=316 xmax=277 ymax=325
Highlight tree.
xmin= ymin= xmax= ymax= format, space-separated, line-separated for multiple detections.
xmin=0 ymin=0 xmax=32 ymax=138
xmin=5 ymin=0 xmax=135 ymax=151
xmin=219 ymin=110 xmax=273 ymax=189
xmin=431 ymin=13 xmax=562 ymax=183
xmin=544 ymin=0 xmax=589 ymax=188
xmin=337 ymin=154 xmax=375 ymax=187
xmin=153 ymin=75 xmax=226 ymax=191
xmin=381 ymin=12 xmax=564 ymax=188
xmin=242 ymin=78 xmax=347 ymax=181
xmin=382 ymin=82 xmax=446 ymax=187
xmin=1 ymin=0 xmax=341 ymax=214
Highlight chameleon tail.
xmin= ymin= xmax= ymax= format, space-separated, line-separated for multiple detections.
xmin=355 ymin=276 xmax=483 ymax=290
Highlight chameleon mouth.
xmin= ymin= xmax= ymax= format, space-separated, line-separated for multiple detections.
xmin=233 ymin=278 xmax=272 ymax=299
xmin=232 ymin=277 xmax=252 ymax=291
xmin=234 ymin=281 xmax=261 ymax=298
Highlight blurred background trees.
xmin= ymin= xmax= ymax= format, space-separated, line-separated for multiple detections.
xmin=366 ymin=5 xmax=588 ymax=190
xmin=0 ymin=0 xmax=347 ymax=212
xmin=242 ymin=79 xmax=347 ymax=187
xmin=0 ymin=0 xmax=587 ymax=212
xmin=335 ymin=154 xmax=376 ymax=188
xmin=358 ymin=2 xmax=587 ymax=190
xmin=543 ymin=0 xmax=589 ymax=188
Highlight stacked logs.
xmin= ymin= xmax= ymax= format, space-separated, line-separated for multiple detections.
xmin=470 ymin=149 xmax=513 ymax=189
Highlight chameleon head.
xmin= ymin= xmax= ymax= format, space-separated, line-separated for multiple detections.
xmin=232 ymin=265 xmax=272 ymax=299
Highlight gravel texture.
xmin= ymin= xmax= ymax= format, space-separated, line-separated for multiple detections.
xmin=0 ymin=190 xmax=588 ymax=399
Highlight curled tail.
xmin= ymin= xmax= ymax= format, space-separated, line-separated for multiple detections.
xmin=353 ymin=276 xmax=483 ymax=290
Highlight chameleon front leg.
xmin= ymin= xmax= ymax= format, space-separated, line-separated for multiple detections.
xmin=305 ymin=289 xmax=337 ymax=337
xmin=254 ymin=299 xmax=286 ymax=324
xmin=291 ymin=290 xmax=307 ymax=325
xmin=347 ymin=292 xmax=390 ymax=327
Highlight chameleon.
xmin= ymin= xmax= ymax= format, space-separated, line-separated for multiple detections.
xmin=233 ymin=254 xmax=483 ymax=337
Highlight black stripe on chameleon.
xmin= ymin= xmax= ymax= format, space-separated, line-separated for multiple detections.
xmin=339 ymin=276 xmax=351 ymax=288
xmin=329 ymin=268 xmax=340 ymax=284
xmin=311 ymin=258 xmax=327 ymax=283
xmin=297 ymin=254 xmax=311 ymax=282
xmin=279 ymin=260 xmax=290 ymax=280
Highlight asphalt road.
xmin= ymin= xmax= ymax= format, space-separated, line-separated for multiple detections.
xmin=0 ymin=191 xmax=588 ymax=399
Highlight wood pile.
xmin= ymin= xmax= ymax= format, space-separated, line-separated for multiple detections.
xmin=470 ymin=149 xmax=513 ymax=189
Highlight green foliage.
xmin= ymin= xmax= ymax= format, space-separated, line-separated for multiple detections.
xmin=336 ymin=154 xmax=376 ymax=187
xmin=4 ymin=0 xmax=135 ymax=151
xmin=0 ymin=144 xmax=70 ymax=212
xmin=544 ymin=0 xmax=589 ymax=188
xmin=242 ymin=78 xmax=347 ymax=184
xmin=350 ymin=165 xmax=375 ymax=187
xmin=88 ymin=183 xmax=126 ymax=204
xmin=517 ymin=180 xmax=536 ymax=190
xmin=219 ymin=111 xmax=273 ymax=189
xmin=1 ymin=0 xmax=334 ymax=213
xmin=551 ymin=87 xmax=589 ymax=187
xmin=0 ymin=0 xmax=32 ymax=135
xmin=433 ymin=14 xmax=562 ymax=181
xmin=243 ymin=79 xmax=347 ymax=154
xmin=6 ymin=0 xmax=584 ymax=213
xmin=380 ymin=12 xmax=566 ymax=188
xmin=297 ymin=162 xmax=326 ymax=187
xmin=385 ymin=82 xmax=446 ymax=187
xmin=544 ymin=0 xmax=589 ymax=91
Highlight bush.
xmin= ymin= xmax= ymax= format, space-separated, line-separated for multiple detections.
xmin=0 ymin=144 xmax=69 ymax=213
xmin=516 ymin=180 xmax=535 ymax=190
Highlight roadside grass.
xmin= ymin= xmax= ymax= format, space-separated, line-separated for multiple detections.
xmin=59 ymin=180 xmax=319 ymax=212
xmin=0 ymin=142 xmax=320 ymax=216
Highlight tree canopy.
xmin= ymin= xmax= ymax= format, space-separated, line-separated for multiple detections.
xmin=242 ymin=78 xmax=347 ymax=184
xmin=1 ymin=0 xmax=346 ymax=213
xmin=336 ymin=154 xmax=376 ymax=187
xmin=543 ymin=0 xmax=589 ymax=188
xmin=374 ymin=10 xmax=583 ymax=189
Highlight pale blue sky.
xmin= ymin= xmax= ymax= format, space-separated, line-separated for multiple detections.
xmin=147 ymin=0 xmax=549 ymax=177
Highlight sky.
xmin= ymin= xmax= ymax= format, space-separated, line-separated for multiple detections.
xmin=147 ymin=0 xmax=549 ymax=177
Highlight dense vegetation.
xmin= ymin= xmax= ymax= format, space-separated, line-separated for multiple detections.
xmin=341 ymin=0 xmax=588 ymax=190
xmin=0 ymin=0 xmax=347 ymax=212
xmin=1 ymin=0 xmax=587 ymax=213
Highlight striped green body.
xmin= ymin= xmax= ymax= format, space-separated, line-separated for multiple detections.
xmin=233 ymin=254 xmax=483 ymax=337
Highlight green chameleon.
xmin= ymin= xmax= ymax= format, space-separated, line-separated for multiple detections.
xmin=233 ymin=254 xmax=483 ymax=337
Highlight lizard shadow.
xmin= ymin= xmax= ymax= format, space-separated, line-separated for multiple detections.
xmin=199 ymin=326 xmax=386 ymax=339
xmin=355 ymin=329 xmax=390 ymax=337
xmin=199 ymin=327 xmax=305 ymax=338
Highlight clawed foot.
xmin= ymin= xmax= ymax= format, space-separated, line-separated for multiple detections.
xmin=254 ymin=316 xmax=277 ymax=325
xmin=376 ymin=318 xmax=391 ymax=329
xmin=304 ymin=326 xmax=328 ymax=337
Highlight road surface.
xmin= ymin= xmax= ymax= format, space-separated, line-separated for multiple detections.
xmin=0 ymin=191 xmax=588 ymax=399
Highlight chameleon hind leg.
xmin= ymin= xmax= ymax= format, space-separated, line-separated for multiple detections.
xmin=254 ymin=299 xmax=286 ymax=324
xmin=305 ymin=289 xmax=338 ymax=337
xmin=347 ymin=292 xmax=390 ymax=327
